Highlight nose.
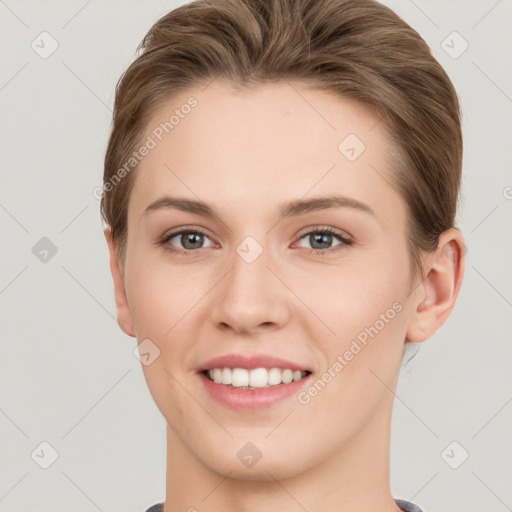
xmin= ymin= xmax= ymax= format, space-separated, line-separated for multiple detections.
xmin=210 ymin=244 xmax=290 ymax=336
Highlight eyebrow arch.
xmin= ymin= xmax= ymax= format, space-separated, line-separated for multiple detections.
xmin=143 ymin=194 xmax=375 ymax=219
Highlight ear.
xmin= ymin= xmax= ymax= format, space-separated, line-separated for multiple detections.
xmin=103 ymin=226 xmax=135 ymax=337
xmin=406 ymin=228 xmax=466 ymax=342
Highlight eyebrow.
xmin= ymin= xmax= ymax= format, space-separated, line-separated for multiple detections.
xmin=143 ymin=194 xmax=375 ymax=220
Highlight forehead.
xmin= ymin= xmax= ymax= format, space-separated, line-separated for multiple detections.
xmin=128 ymin=79 xmax=402 ymax=225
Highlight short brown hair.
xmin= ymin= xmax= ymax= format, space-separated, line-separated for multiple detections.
xmin=101 ymin=0 xmax=463 ymax=277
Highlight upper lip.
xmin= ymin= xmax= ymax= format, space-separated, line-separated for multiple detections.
xmin=197 ymin=353 xmax=312 ymax=373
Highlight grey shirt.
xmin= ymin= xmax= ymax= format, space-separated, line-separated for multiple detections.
xmin=144 ymin=498 xmax=424 ymax=511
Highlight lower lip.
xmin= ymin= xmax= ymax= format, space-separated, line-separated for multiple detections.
xmin=198 ymin=372 xmax=312 ymax=411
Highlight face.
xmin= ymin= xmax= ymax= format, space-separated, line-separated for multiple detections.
xmin=109 ymin=80 xmax=424 ymax=480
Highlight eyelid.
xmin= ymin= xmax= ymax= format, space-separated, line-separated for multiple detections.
xmin=294 ymin=225 xmax=353 ymax=243
xmin=160 ymin=225 xmax=351 ymax=242
xmin=160 ymin=225 xmax=211 ymax=241
xmin=159 ymin=224 xmax=354 ymax=255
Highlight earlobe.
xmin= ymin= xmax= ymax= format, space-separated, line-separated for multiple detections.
xmin=406 ymin=228 xmax=466 ymax=342
xmin=103 ymin=226 xmax=135 ymax=338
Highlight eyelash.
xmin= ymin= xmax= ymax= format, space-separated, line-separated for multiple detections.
xmin=158 ymin=226 xmax=353 ymax=257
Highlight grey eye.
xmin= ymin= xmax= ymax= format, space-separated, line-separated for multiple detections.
xmin=167 ymin=231 xmax=214 ymax=250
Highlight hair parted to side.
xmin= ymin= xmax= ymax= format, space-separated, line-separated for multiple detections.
xmin=101 ymin=0 xmax=463 ymax=279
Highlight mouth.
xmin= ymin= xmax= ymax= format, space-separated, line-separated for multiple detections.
xmin=198 ymin=369 xmax=313 ymax=411
xmin=201 ymin=367 xmax=312 ymax=389
xmin=196 ymin=353 xmax=313 ymax=410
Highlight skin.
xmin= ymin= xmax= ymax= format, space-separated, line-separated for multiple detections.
xmin=104 ymin=80 xmax=465 ymax=512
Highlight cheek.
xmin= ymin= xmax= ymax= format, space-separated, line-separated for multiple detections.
xmin=126 ymin=258 xmax=203 ymax=414
xmin=302 ymin=256 xmax=408 ymax=340
xmin=293 ymin=267 xmax=407 ymax=435
xmin=294 ymin=250 xmax=409 ymax=394
xmin=125 ymin=250 xmax=209 ymax=338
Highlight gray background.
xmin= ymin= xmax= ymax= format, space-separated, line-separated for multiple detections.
xmin=1 ymin=1 xmax=511 ymax=511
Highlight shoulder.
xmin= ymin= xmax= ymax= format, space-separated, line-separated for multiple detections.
xmin=143 ymin=500 xmax=421 ymax=512
xmin=143 ymin=503 xmax=164 ymax=512
xmin=396 ymin=499 xmax=425 ymax=512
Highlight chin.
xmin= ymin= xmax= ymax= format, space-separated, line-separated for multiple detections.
xmin=207 ymin=458 xmax=306 ymax=482
xmin=197 ymin=441 xmax=315 ymax=482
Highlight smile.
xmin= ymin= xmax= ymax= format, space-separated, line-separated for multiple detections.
xmin=203 ymin=367 xmax=311 ymax=389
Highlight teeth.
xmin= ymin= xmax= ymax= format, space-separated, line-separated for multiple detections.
xmin=282 ymin=369 xmax=293 ymax=384
xmin=205 ymin=367 xmax=308 ymax=388
xmin=221 ymin=368 xmax=232 ymax=385
xmin=268 ymin=368 xmax=282 ymax=385
xmin=249 ymin=367 xmax=267 ymax=387
xmin=232 ymin=368 xmax=249 ymax=387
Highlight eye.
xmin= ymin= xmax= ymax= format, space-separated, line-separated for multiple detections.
xmin=159 ymin=226 xmax=353 ymax=256
xmin=159 ymin=227 xmax=214 ymax=255
xmin=295 ymin=227 xmax=353 ymax=254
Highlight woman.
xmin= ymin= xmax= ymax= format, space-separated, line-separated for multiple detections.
xmin=101 ymin=0 xmax=465 ymax=510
